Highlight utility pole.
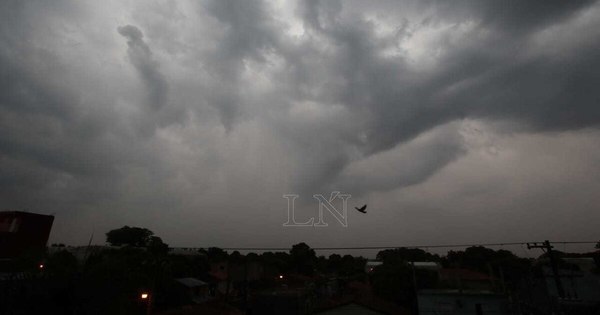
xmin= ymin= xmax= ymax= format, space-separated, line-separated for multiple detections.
xmin=410 ymin=262 xmax=419 ymax=315
xmin=527 ymin=240 xmax=565 ymax=299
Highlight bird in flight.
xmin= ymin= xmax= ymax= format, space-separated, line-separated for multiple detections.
xmin=355 ymin=204 xmax=367 ymax=213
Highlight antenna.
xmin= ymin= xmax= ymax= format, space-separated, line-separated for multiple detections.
xmin=83 ymin=230 xmax=95 ymax=262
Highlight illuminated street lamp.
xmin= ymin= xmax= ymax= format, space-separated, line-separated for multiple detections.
xmin=140 ymin=292 xmax=151 ymax=315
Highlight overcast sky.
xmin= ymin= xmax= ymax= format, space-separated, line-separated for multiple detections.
xmin=1 ymin=0 xmax=599 ymax=255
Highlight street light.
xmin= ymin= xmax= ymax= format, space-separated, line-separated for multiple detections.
xmin=140 ymin=292 xmax=151 ymax=315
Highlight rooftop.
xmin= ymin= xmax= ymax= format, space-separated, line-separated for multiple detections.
xmin=175 ymin=277 xmax=208 ymax=288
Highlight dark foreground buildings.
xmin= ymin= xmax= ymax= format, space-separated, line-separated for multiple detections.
xmin=0 ymin=210 xmax=54 ymax=261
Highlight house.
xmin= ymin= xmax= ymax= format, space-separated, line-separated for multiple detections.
xmin=519 ymin=257 xmax=600 ymax=314
xmin=155 ymin=300 xmax=244 ymax=315
xmin=249 ymin=288 xmax=314 ymax=315
xmin=412 ymin=262 xmax=440 ymax=271
xmin=417 ymin=268 xmax=513 ymax=314
xmin=209 ymin=260 xmax=229 ymax=296
xmin=418 ymin=290 xmax=512 ymax=315
xmin=438 ymin=268 xmax=498 ymax=292
xmin=174 ymin=277 xmax=210 ymax=304
xmin=317 ymin=277 xmax=341 ymax=298
xmin=316 ymin=303 xmax=386 ymax=314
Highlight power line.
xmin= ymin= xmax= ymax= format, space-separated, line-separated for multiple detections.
xmin=175 ymin=241 xmax=598 ymax=251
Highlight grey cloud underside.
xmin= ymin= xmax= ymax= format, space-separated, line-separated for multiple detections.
xmin=0 ymin=5 xmax=165 ymax=211
xmin=275 ymin=0 xmax=600 ymax=194
xmin=118 ymin=25 xmax=169 ymax=111
xmin=0 ymin=0 xmax=599 ymax=245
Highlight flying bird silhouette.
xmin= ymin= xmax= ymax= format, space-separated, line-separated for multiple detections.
xmin=355 ymin=204 xmax=367 ymax=213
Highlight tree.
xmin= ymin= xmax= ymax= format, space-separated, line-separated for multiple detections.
xmin=147 ymin=236 xmax=169 ymax=256
xmin=46 ymin=250 xmax=78 ymax=277
xmin=370 ymin=260 xmax=414 ymax=307
xmin=261 ymin=251 xmax=291 ymax=277
xmin=377 ymin=248 xmax=440 ymax=264
xmin=339 ymin=255 xmax=366 ymax=276
xmin=106 ymin=226 xmax=154 ymax=247
xmin=327 ymin=254 xmax=342 ymax=273
xmin=207 ymin=247 xmax=228 ymax=262
xmin=290 ymin=242 xmax=316 ymax=275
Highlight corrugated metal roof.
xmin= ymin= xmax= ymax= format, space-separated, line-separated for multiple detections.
xmin=413 ymin=262 xmax=440 ymax=269
xmin=175 ymin=277 xmax=208 ymax=287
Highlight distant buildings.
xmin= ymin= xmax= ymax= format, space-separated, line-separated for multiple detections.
xmin=250 ymin=288 xmax=314 ymax=315
xmin=317 ymin=303 xmax=386 ymax=314
xmin=417 ymin=290 xmax=511 ymax=315
xmin=414 ymin=265 xmax=513 ymax=315
xmin=412 ymin=262 xmax=440 ymax=271
xmin=0 ymin=210 xmax=54 ymax=260
xmin=174 ymin=277 xmax=210 ymax=304
xmin=520 ymin=257 xmax=600 ymax=314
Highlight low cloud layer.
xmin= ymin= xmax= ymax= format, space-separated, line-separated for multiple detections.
xmin=1 ymin=0 xmax=599 ymax=252
xmin=118 ymin=24 xmax=168 ymax=111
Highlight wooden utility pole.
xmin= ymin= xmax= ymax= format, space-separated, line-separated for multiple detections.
xmin=527 ymin=240 xmax=565 ymax=299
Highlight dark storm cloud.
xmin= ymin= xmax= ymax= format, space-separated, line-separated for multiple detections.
xmin=0 ymin=3 xmax=111 ymax=181
xmin=337 ymin=122 xmax=467 ymax=194
xmin=200 ymin=0 xmax=279 ymax=130
xmin=275 ymin=0 xmax=600 ymax=196
xmin=0 ymin=0 xmax=599 ymax=247
xmin=118 ymin=25 xmax=169 ymax=111
xmin=467 ymin=0 xmax=596 ymax=33
xmin=0 ymin=3 xmax=165 ymax=218
xmin=330 ymin=0 xmax=597 ymax=133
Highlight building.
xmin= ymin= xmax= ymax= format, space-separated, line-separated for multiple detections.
xmin=418 ymin=290 xmax=512 ymax=315
xmin=417 ymin=268 xmax=513 ymax=315
xmin=209 ymin=260 xmax=229 ymax=296
xmin=250 ymin=288 xmax=314 ymax=315
xmin=174 ymin=277 xmax=210 ymax=304
xmin=438 ymin=268 xmax=499 ymax=292
xmin=316 ymin=303 xmax=386 ymax=314
xmin=412 ymin=262 xmax=440 ymax=271
xmin=0 ymin=211 xmax=54 ymax=260
xmin=520 ymin=257 xmax=600 ymax=314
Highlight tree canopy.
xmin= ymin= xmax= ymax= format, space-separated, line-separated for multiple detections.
xmin=106 ymin=226 xmax=156 ymax=247
xmin=290 ymin=242 xmax=317 ymax=275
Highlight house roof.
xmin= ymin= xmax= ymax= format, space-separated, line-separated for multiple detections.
xmin=175 ymin=277 xmax=208 ymax=287
xmin=317 ymin=303 xmax=386 ymax=314
xmin=439 ymin=268 xmax=495 ymax=281
xmin=155 ymin=300 xmax=243 ymax=315
xmin=413 ymin=262 xmax=440 ymax=269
